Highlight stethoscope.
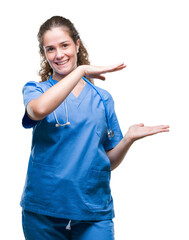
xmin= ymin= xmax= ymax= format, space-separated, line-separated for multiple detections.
xmin=51 ymin=75 xmax=114 ymax=139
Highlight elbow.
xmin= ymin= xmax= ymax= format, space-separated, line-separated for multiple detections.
xmin=110 ymin=161 xmax=118 ymax=171
xmin=27 ymin=100 xmax=47 ymax=121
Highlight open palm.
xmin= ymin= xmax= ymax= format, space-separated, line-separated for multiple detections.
xmin=83 ymin=63 xmax=126 ymax=80
xmin=126 ymin=123 xmax=170 ymax=141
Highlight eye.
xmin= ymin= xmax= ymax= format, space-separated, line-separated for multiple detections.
xmin=62 ymin=44 xmax=69 ymax=48
xmin=46 ymin=47 xmax=54 ymax=52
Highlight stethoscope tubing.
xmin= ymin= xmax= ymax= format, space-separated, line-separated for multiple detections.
xmin=82 ymin=76 xmax=114 ymax=138
xmin=50 ymin=75 xmax=114 ymax=138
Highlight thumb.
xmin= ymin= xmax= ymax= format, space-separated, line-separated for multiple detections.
xmin=136 ymin=123 xmax=144 ymax=127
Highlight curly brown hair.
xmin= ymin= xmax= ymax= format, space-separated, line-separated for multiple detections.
xmin=37 ymin=16 xmax=93 ymax=83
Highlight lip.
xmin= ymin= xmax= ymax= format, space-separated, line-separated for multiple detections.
xmin=55 ymin=59 xmax=69 ymax=66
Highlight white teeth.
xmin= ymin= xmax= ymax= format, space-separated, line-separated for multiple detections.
xmin=56 ymin=60 xmax=69 ymax=65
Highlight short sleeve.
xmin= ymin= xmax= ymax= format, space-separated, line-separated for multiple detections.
xmin=22 ymin=81 xmax=44 ymax=129
xmin=103 ymin=95 xmax=123 ymax=151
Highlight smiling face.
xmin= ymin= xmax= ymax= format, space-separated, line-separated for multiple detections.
xmin=43 ymin=27 xmax=80 ymax=81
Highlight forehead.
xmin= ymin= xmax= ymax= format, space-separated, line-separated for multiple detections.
xmin=42 ymin=27 xmax=72 ymax=46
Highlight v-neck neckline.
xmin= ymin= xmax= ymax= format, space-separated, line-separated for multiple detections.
xmin=68 ymin=83 xmax=89 ymax=108
xmin=71 ymin=81 xmax=87 ymax=99
xmin=48 ymin=77 xmax=90 ymax=108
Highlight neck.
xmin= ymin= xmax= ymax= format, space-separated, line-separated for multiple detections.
xmin=52 ymin=72 xmax=66 ymax=81
xmin=52 ymin=65 xmax=78 ymax=81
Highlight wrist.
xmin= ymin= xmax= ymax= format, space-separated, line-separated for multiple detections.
xmin=77 ymin=65 xmax=87 ymax=76
xmin=123 ymin=133 xmax=135 ymax=145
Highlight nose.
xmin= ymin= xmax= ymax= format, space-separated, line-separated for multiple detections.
xmin=56 ymin=48 xmax=64 ymax=60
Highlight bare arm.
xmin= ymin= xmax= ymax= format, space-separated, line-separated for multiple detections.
xmin=107 ymin=123 xmax=170 ymax=171
xmin=27 ymin=63 xmax=126 ymax=120
xmin=27 ymin=67 xmax=84 ymax=120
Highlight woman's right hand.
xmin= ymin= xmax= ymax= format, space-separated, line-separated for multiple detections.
xmin=79 ymin=63 xmax=127 ymax=80
xmin=26 ymin=63 xmax=126 ymax=121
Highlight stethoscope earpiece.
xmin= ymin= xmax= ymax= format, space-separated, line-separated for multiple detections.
xmin=55 ymin=122 xmax=70 ymax=127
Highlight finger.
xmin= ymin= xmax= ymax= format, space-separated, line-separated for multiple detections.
xmin=151 ymin=127 xmax=170 ymax=134
xmin=131 ymin=123 xmax=144 ymax=127
xmin=113 ymin=62 xmax=126 ymax=69
xmin=87 ymin=74 xmax=106 ymax=81
xmin=100 ymin=63 xmax=126 ymax=73
xmin=153 ymin=125 xmax=170 ymax=128
xmin=161 ymin=125 xmax=170 ymax=129
xmin=105 ymin=64 xmax=127 ymax=73
xmin=97 ymin=75 xmax=106 ymax=80
xmin=155 ymin=125 xmax=170 ymax=132
xmin=107 ymin=62 xmax=125 ymax=69
xmin=137 ymin=123 xmax=144 ymax=127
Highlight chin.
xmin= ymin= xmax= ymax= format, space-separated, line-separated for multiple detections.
xmin=53 ymin=69 xmax=72 ymax=79
xmin=54 ymin=65 xmax=77 ymax=77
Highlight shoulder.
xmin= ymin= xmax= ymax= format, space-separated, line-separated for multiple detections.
xmin=22 ymin=80 xmax=52 ymax=93
xmin=92 ymin=85 xmax=114 ymax=102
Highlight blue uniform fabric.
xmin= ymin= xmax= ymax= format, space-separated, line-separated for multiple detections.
xmin=20 ymin=77 xmax=123 ymax=221
xmin=22 ymin=209 xmax=114 ymax=240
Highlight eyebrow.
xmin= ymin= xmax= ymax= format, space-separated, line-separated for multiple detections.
xmin=44 ymin=41 xmax=70 ymax=49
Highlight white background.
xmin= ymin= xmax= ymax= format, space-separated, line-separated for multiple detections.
xmin=0 ymin=0 xmax=189 ymax=239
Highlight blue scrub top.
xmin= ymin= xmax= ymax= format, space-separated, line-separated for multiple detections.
xmin=20 ymin=77 xmax=123 ymax=221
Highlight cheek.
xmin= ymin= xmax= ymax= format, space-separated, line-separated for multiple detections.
xmin=72 ymin=52 xmax=78 ymax=66
xmin=66 ymin=49 xmax=75 ymax=59
xmin=67 ymin=47 xmax=78 ymax=60
xmin=45 ymin=53 xmax=54 ymax=63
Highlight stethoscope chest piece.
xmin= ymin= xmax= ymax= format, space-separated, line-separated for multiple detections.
xmin=107 ymin=129 xmax=114 ymax=138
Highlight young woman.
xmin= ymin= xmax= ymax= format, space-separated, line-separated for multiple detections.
xmin=20 ymin=16 xmax=169 ymax=240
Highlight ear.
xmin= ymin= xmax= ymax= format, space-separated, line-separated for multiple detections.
xmin=76 ymin=39 xmax=80 ymax=53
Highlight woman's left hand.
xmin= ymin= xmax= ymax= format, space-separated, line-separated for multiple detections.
xmin=125 ymin=123 xmax=170 ymax=142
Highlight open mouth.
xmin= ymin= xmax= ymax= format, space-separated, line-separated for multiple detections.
xmin=55 ymin=59 xmax=69 ymax=66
